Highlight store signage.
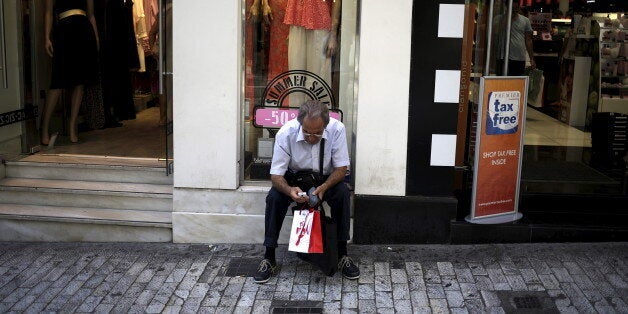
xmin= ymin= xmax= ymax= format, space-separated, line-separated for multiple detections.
xmin=254 ymin=70 xmax=339 ymax=129
xmin=262 ymin=70 xmax=336 ymax=108
xmin=469 ymin=77 xmax=527 ymax=223
xmin=0 ymin=106 xmax=37 ymax=128
xmin=254 ymin=107 xmax=342 ymax=129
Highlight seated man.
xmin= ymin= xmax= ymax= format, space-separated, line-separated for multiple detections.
xmin=254 ymin=100 xmax=360 ymax=283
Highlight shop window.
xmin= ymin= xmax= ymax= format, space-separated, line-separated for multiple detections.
xmin=241 ymin=0 xmax=359 ymax=182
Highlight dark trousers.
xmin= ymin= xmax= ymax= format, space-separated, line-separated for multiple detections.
xmin=263 ymin=182 xmax=351 ymax=248
xmin=497 ymin=59 xmax=526 ymax=76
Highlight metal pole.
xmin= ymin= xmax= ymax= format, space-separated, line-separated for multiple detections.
xmin=158 ymin=0 xmax=164 ymax=94
xmin=484 ymin=0 xmax=495 ymax=76
xmin=504 ymin=0 xmax=514 ymax=76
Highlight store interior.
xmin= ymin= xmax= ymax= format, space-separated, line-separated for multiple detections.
xmin=18 ymin=0 xmax=169 ymax=161
xmin=497 ymin=0 xmax=627 ymax=197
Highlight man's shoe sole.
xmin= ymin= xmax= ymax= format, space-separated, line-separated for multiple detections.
xmin=254 ymin=277 xmax=271 ymax=284
xmin=343 ymin=273 xmax=360 ymax=280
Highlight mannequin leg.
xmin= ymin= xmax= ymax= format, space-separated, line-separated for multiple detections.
xmin=288 ymin=26 xmax=307 ymax=107
xmin=69 ymin=85 xmax=84 ymax=143
xmin=41 ymin=89 xmax=62 ymax=145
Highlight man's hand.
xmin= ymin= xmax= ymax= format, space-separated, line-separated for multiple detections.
xmin=289 ymin=186 xmax=308 ymax=203
xmin=312 ymin=183 xmax=328 ymax=202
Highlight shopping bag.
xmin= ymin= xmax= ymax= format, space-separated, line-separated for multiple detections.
xmin=288 ymin=208 xmax=323 ymax=253
xmin=296 ymin=207 xmax=338 ymax=276
xmin=526 ymin=67 xmax=544 ymax=107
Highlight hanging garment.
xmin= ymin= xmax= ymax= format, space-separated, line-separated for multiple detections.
xmin=133 ymin=0 xmax=148 ymax=72
xmin=102 ymin=0 xmax=139 ymax=121
xmin=81 ymin=73 xmax=106 ymax=130
xmin=267 ymin=0 xmax=290 ymax=105
xmin=49 ymin=0 xmax=98 ymax=89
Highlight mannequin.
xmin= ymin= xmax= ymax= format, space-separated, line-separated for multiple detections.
xmin=257 ymin=0 xmax=290 ymax=107
xmin=283 ymin=0 xmax=341 ymax=108
xmin=258 ymin=0 xmax=340 ymax=107
xmin=42 ymin=0 xmax=99 ymax=145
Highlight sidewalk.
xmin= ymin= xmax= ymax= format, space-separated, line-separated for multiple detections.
xmin=0 ymin=242 xmax=626 ymax=313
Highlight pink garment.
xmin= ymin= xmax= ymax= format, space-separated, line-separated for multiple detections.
xmin=267 ymin=0 xmax=290 ymax=100
xmin=283 ymin=0 xmax=332 ymax=30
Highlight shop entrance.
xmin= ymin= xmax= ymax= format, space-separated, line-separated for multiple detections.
xmin=7 ymin=0 xmax=173 ymax=172
xmin=458 ymin=0 xmax=627 ymax=228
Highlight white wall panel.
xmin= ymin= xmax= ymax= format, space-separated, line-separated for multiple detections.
xmin=173 ymin=1 xmax=240 ymax=189
xmin=355 ymin=0 xmax=413 ymax=196
xmin=434 ymin=70 xmax=461 ymax=103
xmin=430 ymin=134 xmax=457 ymax=167
xmin=438 ymin=4 xmax=465 ymax=38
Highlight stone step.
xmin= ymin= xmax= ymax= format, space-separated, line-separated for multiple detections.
xmin=0 ymin=178 xmax=172 ymax=211
xmin=0 ymin=219 xmax=172 ymax=242
xmin=0 ymin=204 xmax=171 ymax=227
xmin=5 ymin=161 xmax=172 ymax=185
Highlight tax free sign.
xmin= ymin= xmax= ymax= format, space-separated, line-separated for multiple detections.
xmin=470 ymin=77 xmax=528 ymax=221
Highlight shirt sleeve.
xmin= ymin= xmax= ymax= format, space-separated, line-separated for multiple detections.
xmin=269 ymin=129 xmax=291 ymax=176
xmin=525 ymin=18 xmax=533 ymax=33
xmin=331 ymin=123 xmax=350 ymax=169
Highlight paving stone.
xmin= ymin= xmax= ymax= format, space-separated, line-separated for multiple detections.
xmin=409 ymin=290 xmax=429 ymax=308
xmin=290 ymin=284 xmax=308 ymax=300
xmin=375 ymin=291 xmax=394 ymax=308
xmin=324 ymin=300 xmax=341 ymax=312
xmin=375 ymin=275 xmax=392 ymax=292
xmin=455 ymin=267 xmax=475 ymax=283
xmin=429 ymin=298 xmax=449 ymax=314
xmin=438 ymin=262 xmax=455 ymax=276
xmin=342 ymin=277 xmax=358 ymax=292
xmin=468 ymin=262 xmax=488 ymax=276
xmin=426 ymin=283 xmax=446 ymax=299
xmin=446 ymin=290 xmax=464 ymax=308
xmin=94 ymin=303 xmax=115 ymax=313
xmin=408 ymin=275 xmax=426 ymax=291
xmin=342 ymin=291 xmax=358 ymax=309
xmin=393 ymin=299 xmax=412 ymax=313
xmin=8 ymin=294 xmax=36 ymax=312
xmin=0 ymin=242 xmax=626 ymax=313
xmin=251 ymin=300 xmax=271 ymax=313
xmin=442 ymin=276 xmax=461 ymax=291
xmin=392 ymin=283 xmax=410 ymax=300
xmin=481 ymin=290 xmax=502 ymax=308
xmin=358 ymin=284 xmax=375 ymax=300
xmin=552 ymin=267 xmax=574 ymax=283
xmin=606 ymin=273 xmax=628 ymax=289
xmin=405 ymin=262 xmax=422 ymax=276
xmin=459 ymin=283 xmax=479 ymax=300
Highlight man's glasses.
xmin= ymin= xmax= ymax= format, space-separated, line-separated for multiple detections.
xmin=303 ymin=131 xmax=324 ymax=138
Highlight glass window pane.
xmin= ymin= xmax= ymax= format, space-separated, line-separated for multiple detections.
xmin=242 ymin=0 xmax=359 ymax=182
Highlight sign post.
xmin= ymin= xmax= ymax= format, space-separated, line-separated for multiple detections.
xmin=467 ymin=76 xmax=528 ymax=224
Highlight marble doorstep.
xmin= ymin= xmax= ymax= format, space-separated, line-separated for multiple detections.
xmin=0 ymin=219 xmax=171 ymax=242
xmin=173 ymin=212 xmax=354 ymax=244
xmin=0 ymin=178 xmax=172 ymax=194
xmin=0 ymin=204 xmax=171 ymax=225
xmin=18 ymin=154 xmax=164 ymax=167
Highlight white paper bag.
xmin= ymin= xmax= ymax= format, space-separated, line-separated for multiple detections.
xmin=288 ymin=209 xmax=315 ymax=253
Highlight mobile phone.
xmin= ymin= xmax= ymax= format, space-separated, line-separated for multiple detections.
xmin=297 ymin=192 xmax=307 ymax=197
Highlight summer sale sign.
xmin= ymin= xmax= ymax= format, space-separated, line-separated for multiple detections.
xmin=470 ymin=77 xmax=528 ymax=221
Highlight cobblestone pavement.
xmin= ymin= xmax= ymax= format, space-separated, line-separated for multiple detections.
xmin=0 ymin=242 xmax=626 ymax=313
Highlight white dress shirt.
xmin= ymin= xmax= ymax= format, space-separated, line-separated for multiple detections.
xmin=270 ymin=117 xmax=350 ymax=176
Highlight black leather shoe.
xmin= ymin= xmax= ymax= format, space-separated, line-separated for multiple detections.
xmin=338 ymin=256 xmax=360 ymax=280
xmin=253 ymin=259 xmax=277 ymax=284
